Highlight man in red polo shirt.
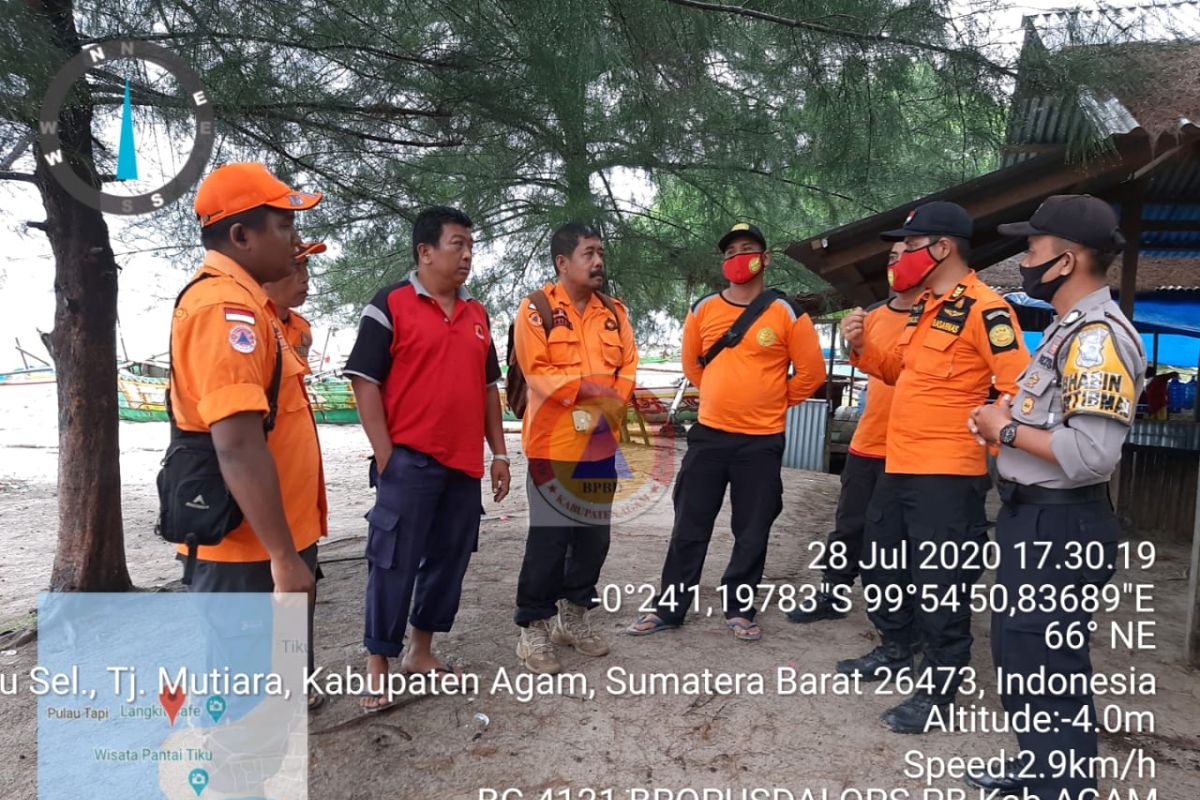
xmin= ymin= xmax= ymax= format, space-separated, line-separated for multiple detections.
xmin=344 ymin=206 xmax=511 ymax=712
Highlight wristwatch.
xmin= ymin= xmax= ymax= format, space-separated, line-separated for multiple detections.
xmin=493 ymin=454 xmax=510 ymax=463
xmin=999 ymin=421 xmax=1021 ymax=448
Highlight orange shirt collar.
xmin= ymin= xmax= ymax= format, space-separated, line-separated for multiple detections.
xmin=199 ymin=249 xmax=274 ymax=313
xmin=545 ymin=281 xmax=605 ymax=316
xmin=921 ymin=269 xmax=979 ymax=309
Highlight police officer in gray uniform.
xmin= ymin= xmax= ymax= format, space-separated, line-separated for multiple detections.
xmin=966 ymin=195 xmax=1146 ymax=800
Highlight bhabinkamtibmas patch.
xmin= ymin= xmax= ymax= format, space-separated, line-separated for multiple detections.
xmin=1061 ymin=323 xmax=1135 ymax=423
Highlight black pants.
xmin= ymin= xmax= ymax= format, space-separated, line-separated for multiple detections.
xmin=186 ymin=543 xmax=320 ymax=674
xmin=992 ymin=495 xmax=1119 ymax=800
xmin=655 ymin=423 xmax=785 ymax=624
xmin=860 ymin=473 xmax=990 ymax=701
xmin=823 ymin=453 xmax=886 ymax=587
xmin=515 ymin=457 xmax=616 ymax=626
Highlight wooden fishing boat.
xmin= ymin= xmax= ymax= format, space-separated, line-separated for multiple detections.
xmin=116 ymin=369 xmax=368 ymax=425
xmin=0 ymin=366 xmax=56 ymax=386
xmin=116 ymin=367 xmax=168 ymax=422
xmin=116 ymin=366 xmax=702 ymax=427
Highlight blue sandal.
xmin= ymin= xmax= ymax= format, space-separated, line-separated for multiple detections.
xmin=726 ymin=617 xmax=762 ymax=642
xmin=626 ymin=613 xmax=679 ymax=636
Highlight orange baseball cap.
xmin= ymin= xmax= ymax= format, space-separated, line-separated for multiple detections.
xmin=294 ymin=241 xmax=327 ymax=260
xmin=194 ymin=162 xmax=323 ymax=227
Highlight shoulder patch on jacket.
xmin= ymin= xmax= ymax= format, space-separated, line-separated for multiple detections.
xmin=982 ymin=306 xmax=1018 ymax=353
xmin=1060 ymin=322 xmax=1136 ymax=424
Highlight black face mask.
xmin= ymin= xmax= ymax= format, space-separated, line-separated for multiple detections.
xmin=1020 ymin=253 xmax=1069 ymax=302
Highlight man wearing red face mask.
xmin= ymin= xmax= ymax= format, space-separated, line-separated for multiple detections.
xmin=628 ymin=223 xmax=825 ymax=641
xmin=787 ymin=240 xmax=921 ymax=624
xmin=838 ymin=201 xmax=1028 ymax=734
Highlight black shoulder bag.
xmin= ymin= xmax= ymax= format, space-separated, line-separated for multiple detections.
xmin=155 ymin=274 xmax=283 ymax=585
xmin=697 ymin=288 xmax=785 ymax=368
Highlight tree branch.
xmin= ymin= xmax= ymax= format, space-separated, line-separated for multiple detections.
xmin=81 ymin=30 xmax=467 ymax=72
xmin=659 ymin=0 xmax=1017 ymax=78
xmin=0 ymin=170 xmax=36 ymax=183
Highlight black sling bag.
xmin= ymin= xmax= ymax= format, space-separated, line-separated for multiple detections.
xmin=155 ymin=274 xmax=283 ymax=585
xmin=697 ymin=288 xmax=785 ymax=367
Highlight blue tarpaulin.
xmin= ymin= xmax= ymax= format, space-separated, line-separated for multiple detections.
xmin=1007 ymin=292 xmax=1200 ymax=369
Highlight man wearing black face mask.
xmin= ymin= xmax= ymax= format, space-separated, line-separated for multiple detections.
xmin=965 ymin=195 xmax=1146 ymax=800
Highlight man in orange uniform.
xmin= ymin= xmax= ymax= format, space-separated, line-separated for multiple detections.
xmin=629 ymin=223 xmax=825 ymax=641
xmin=788 ymin=242 xmax=921 ymax=623
xmin=512 ymin=222 xmax=638 ymax=674
xmin=839 ymin=201 xmax=1027 ymax=733
xmin=170 ymin=162 xmax=327 ymax=705
xmin=265 ymin=240 xmax=325 ymax=374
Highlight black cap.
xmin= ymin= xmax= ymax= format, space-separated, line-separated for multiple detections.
xmin=997 ymin=194 xmax=1125 ymax=252
xmin=718 ymin=222 xmax=767 ymax=252
xmin=881 ymin=201 xmax=974 ymax=241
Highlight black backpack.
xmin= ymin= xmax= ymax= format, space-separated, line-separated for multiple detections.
xmin=155 ymin=274 xmax=282 ymax=585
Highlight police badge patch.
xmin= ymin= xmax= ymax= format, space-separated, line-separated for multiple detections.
xmin=1074 ymin=326 xmax=1108 ymax=368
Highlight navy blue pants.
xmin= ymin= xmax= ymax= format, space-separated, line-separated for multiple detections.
xmin=992 ymin=496 xmax=1119 ymax=800
xmin=363 ymin=446 xmax=481 ymax=657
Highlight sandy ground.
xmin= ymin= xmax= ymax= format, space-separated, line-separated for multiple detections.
xmin=1 ymin=383 xmax=1198 ymax=799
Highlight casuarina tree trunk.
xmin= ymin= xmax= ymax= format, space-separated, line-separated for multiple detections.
xmin=31 ymin=0 xmax=131 ymax=591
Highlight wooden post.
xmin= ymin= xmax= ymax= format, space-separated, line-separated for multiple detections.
xmin=1186 ymin=463 xmax=1200 ymax=666
xmin=1118 ymin=178 xmax=1144 ymax=321
xmin=1112 ymin=179 xmax=1146 ymax=519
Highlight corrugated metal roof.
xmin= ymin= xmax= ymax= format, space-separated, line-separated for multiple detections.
xmin=1005 ymin=5 xmax=1200 ymax=163
xmin=1025 ymin=2 xmax=1200 ymax=52
xmin=1079 ymin=92 xmax=1141 ymax=137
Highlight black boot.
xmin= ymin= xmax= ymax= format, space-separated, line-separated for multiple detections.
xmin=835 ymin=641 xmax=912 ymax=681
xmin=787 ymin=591 xmax=847 ymax=623
xmin=879 ymin=692 xmax=949 ymax=734
xmin=963 ymin=758 xmax=1027 ymax=793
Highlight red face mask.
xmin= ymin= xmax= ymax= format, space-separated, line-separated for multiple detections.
xmin=722 ymin=252 xmax=765 ymax=284
xmin=888 ymin=244 xmax=941 ymax=291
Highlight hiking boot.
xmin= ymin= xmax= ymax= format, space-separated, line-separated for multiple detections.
xmin=835 ymin=641 xmax=912 ymax=681
xmin=786 ymin=591 xmax=848 ymax=623
xmin=552 ymin=599 xmax=610 ymax=657
xmin=516 ymin=619 xmax=561 ymax=674
xmin=880 ymin=692 xmax=949 ymax=734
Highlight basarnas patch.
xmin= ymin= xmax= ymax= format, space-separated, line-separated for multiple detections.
xmin=932 ymin=295 xmax=975 ymax=336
